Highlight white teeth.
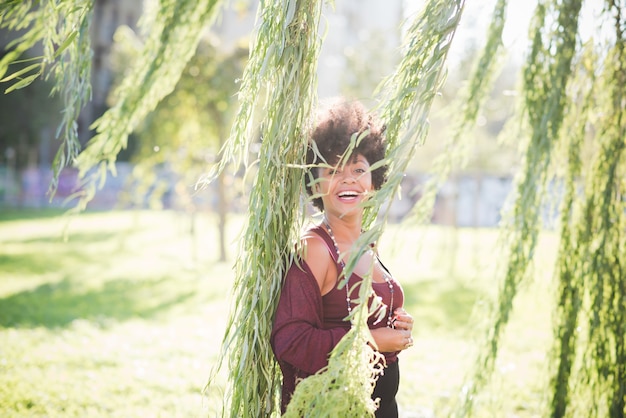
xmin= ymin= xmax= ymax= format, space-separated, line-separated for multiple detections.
xmin=338 ymin=191 xmax=358 ymax=197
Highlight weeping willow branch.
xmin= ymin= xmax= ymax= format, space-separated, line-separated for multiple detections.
xmin=455 ymin=0 xmax=583 ymax=415
xmin=0 ymin=0 xmax=94 ymax=196
xmin=284 ymin=270 xmax=384 ymax=417
xmin=367 ymin=0 xmax=466 ymax=231
xmin=404 ymin=0 xmax=508 ymax=226
xmin=204 ymin=1 xmax=323 ymax=416
xmin=547 ymin=1 xmax=626 ymax=414
xmin=547 ymin=42 xmax=596 ymax=418
xmin=69 ymin=0 xmax=222 ymax=211
xmin=448 ymin=0 xmax=581 ymax=416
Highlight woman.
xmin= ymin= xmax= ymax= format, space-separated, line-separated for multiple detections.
xmin=271 ymin=98 xmax=414 ymax=417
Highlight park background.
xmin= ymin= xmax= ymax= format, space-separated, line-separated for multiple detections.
xmin=0 ymin=0 xmax=616 ymax=417
xmin=1 ymin=0 xmax=532 ymax=227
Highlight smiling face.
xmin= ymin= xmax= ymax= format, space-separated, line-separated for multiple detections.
xmin=305 ymin=98 xmax=388 ymax=211
xmin=314 ymin=154 xmax=372 ymax=217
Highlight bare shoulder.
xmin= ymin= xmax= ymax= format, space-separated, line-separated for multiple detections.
xmin=300 ymin=231 xmax=336 ymax=294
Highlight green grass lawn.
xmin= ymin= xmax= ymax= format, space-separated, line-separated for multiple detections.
xmin=0 ymin=209 xmax=558 ymax=417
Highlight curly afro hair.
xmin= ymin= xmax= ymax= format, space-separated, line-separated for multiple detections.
xmin=305 ymin=98 xmax=388 ymax=211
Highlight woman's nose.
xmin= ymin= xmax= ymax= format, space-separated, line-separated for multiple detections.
xmin=341 ymin=173 xmax=356 ymax=183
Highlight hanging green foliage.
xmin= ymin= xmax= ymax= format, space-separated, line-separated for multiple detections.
xmin=548 ymin=2 xmax=626 ymax=415
xmin=69 ymin=0 xmax=222 ymax=211
xmin=0 ymin=0 xmax=94 ymax=195
xmin=358 ymin=0 xmax=468 ymax=234
xmin=204 ymin=0 xmax=324 ymax=416
xmin=2 ymin=1 xmax=625 ymax=417
xmin=404 ymin=0 xmax=508 ymax=225
xmin=453 ymin=0 xmax=626 ymax=417
xmin=454 ymin=0 xmax=583 ymax=415
xmin=0 ymin=0 xmax=222 ymax=205
xmin=547 ymin=40 xmax=596 ymax=418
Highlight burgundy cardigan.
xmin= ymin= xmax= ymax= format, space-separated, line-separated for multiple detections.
xmin=270 ymin=257 xmax=349 ymax=411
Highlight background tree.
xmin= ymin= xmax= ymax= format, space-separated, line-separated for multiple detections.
xmin=109 ymin=28 xmax=248 ymax=262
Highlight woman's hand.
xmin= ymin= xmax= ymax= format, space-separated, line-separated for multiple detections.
xmin=391 ymin=307 xmax=413 ymax=333
xmin=370 ymin=327 xmax=411 ymax=352
xmin=370 ymin=308 xmax=414 ymax=352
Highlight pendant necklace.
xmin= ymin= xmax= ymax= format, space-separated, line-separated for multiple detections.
xmin=323 ymin=218 xmax=395 ymax=328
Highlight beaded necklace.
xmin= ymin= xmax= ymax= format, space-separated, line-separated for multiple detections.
xmin=323 ymin=219 xmax=395 ymax=328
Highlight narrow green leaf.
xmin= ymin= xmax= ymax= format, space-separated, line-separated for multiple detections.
xmin=0 ymin=62 xmax=41 ymax=83
xmin=4 ymin=73 xmax=40 ymax=92
xmin=0 ymin=50 xmax=22 ymax=79
xmin=52 ymin=31 xmax=78 ymax=59
xmin=284 ymin=0 xmax=297 ymax=28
